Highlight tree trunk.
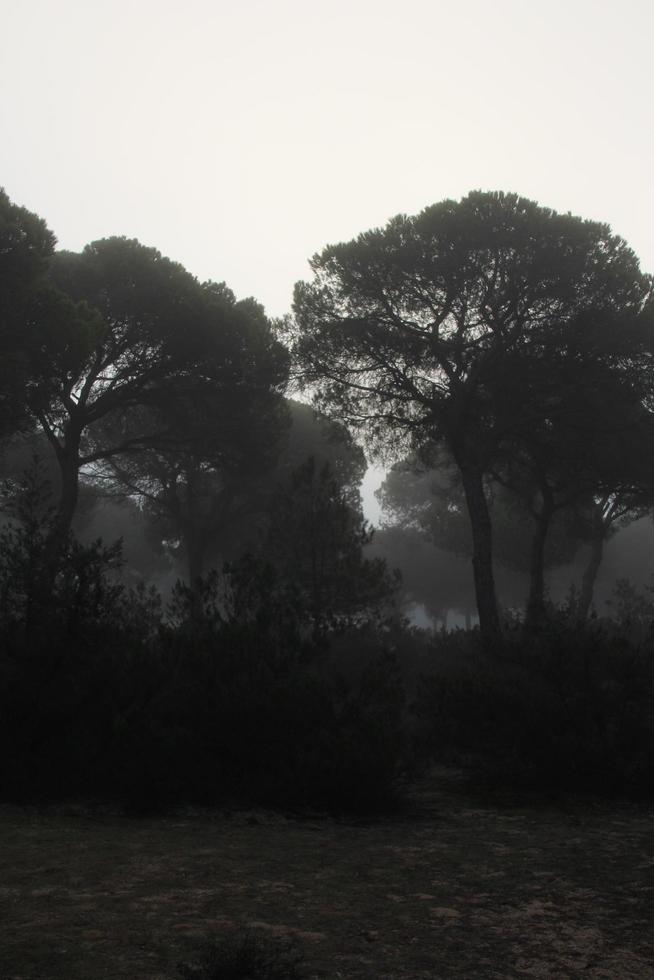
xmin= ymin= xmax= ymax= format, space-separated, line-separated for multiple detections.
xmin=43 ymin=429 xmax=82 ymax=570
xmin=578 ymin=531 xmax=605 ymax=622
xmin=459 ymin=465 xmax=503 ymax=651
xmin=57 ymin=452 xmax=81 ymax=539
xmin=30 ymin=432 xmax=81 ymax=618
xmin=525 ymin=500 xmax=554 ymax=632
xmin=179 ymin=466 xmax=209 ymax=618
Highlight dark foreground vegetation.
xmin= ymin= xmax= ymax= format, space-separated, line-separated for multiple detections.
xmin=2 ymin=494 xmax=654 ymax=812
xmin=1 ymin=186 xmax=654 ymax=975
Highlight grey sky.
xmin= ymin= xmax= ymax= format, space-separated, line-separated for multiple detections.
xmin=2 ymin=0 xmax=652 ymax=521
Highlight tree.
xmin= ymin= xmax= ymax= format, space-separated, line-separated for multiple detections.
xmin=292 ymin=191 xmax=651 ymax=647
xmin=368 ymin=523 xmax=476 ymax=628
xmin=573 ymin=414 xmax=654 ymax=621
xmin=20 ymin=239 xmax=288 ymax=572
xmin=376 ymin=448 xmax=580 ymax=626
xmin=90 ymin=298 xmax=290 ymax=591
xmin=263 ymin=457 xmax=399 ymax=637
xmin=486 ymin=328 xmax=654 ymax=627
xmin=275 ymin=400 xmax=367 ymax=502
xmin=377 ymin=450 xmax=471 ymax=556
xmin=0 ymin=189 xmax=59 ymax=437
xmin=95 ymin=399 xmax=364 ymax=593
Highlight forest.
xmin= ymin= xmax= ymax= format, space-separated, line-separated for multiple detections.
xmin=1 ymin=185 xmax=654 ymax=817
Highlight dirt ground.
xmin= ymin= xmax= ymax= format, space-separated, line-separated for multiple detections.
xmin=1 ymin=771 xmax=653 ymax=979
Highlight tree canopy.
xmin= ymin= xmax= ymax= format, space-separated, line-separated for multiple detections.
xmin=21 ymin=237 xmax=289 ymax=565
xmin=292 ymin=190 xmax=652 ymax=646
xmin=0 ymin=188 xmax=58 ymax=436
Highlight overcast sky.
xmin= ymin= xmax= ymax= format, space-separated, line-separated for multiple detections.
xmin=2 ymin=0 xmax=652 ymax=520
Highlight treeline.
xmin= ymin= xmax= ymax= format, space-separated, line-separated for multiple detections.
xmin=1 ymin=186 xmax=654 ymax=808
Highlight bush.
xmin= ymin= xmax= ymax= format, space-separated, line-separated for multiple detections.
xmin=133 ymin=620 xmax=410 ymax=812
xmin=0 ymin=526 xmax=411 ymax=812
xmin=0 ymin=472 xmax=165 ymax=801
xmin=414 ymin=618 xmax=654 ymax=797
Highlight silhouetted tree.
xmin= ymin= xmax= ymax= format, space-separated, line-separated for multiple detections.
xmin=376 ymin=449 xmax=580 ymax=626
xmin=377 ymin=451 xmax=469 ymax=554
xmin=293 ymin=191 xmax=651 ymax=647
xmin=96 ymin=399 xmax=364 ymax=592
xmin=488 ymin=335 xmax=654 ymax=628
xmin=368 ymin=524 xmax=478 ymax=628
xmin=0 ymin=189 xmax=53 ymax=439
xmin=275 ymin=400 xmax=367 ymax=499
xmin=90 ymin=292 xmax=290 ymax=591
xmin=264 ymin=458 xmax=399 ymax=636
xmin=19 ymin=241 xmax=288 ymax=577
xmin=573 ymin=437 xmax=654 ymax=622
xmin=0 ymin=189 xmax=97 ymax=442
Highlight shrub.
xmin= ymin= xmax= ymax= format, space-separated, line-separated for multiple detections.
xmin=414 ymin=619 xmax=654 ymax=797
xmin=0 ymin=495 xmax=409 ymax=814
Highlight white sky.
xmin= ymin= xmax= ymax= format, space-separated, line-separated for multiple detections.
xmin=2 ymin=0 xmax=653 ymax=521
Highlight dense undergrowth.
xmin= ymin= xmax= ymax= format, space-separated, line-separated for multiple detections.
xmin=414 ymin=614 xmax=654 ymax=797
xmin=1 ymin=505 xmax=653 ymax=812
xmin=0 ymin=506 xmax=409 ymax=812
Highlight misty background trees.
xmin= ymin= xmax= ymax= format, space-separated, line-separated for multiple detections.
xmin=1 ymin=185 xmax=654 ymax=809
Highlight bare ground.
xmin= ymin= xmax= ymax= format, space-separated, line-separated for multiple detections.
xmin=1 ymin=771 xmax=653 ymax=979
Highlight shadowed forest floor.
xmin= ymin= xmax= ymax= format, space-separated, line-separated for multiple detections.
xmin=1 ymin=771 xmax=653 ymax=980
